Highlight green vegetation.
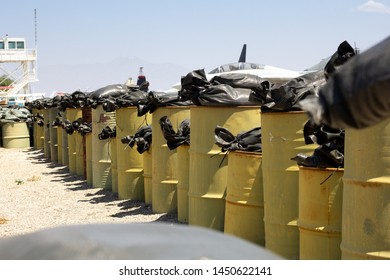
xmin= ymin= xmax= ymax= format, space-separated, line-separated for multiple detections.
xmin=0 ymin=75 xmax=14 ymax=88
xmin=15 ymin=179 xmax=24 ymax=185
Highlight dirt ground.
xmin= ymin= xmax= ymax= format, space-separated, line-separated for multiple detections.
xmin=0 ymin=147 xmax=178 ymax=239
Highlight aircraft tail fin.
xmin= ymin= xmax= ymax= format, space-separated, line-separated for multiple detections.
xmin=238 ymin=44 xmax=247 ymax=63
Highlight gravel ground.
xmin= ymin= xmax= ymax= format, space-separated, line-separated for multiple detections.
xmin=0 ymin=147 xmax=179 ymax=239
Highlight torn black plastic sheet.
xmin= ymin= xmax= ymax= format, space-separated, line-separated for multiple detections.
xmin=159 ymin=116 xmax=190 ymax=150
xmin=214 ymin=126 xmax=262 ymax=153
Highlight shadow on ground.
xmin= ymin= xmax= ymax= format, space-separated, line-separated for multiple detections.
xmin=111 ymin=200 xmax=180 ymax=224
xmin=24 ymin=148 xmax=180 ymax=225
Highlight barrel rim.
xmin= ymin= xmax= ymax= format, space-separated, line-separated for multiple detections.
xmin=342 ymin=177 xmax=390 ymax=186
xmin=229 ymin=150 xmax=262 ymax=157
xmin=190 ymin=105 xmax=261 ymax=109
xmin=298 ymin=165 xmax=345 ymax=172
xmin=261 ymin=110 xmax=306 ymax=115
xmin=154 ymin=105 xmax=195 ymax=109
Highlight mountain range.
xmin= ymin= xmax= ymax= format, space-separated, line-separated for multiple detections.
xmin=33 ymin=57 xmax=191 ymax=96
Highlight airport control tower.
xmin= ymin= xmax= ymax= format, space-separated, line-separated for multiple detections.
xmin=0 ymin=36 xmax=38 ymax=105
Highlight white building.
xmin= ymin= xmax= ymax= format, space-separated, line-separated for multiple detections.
xmin=0 ymin=37 xmax=40 ymax=105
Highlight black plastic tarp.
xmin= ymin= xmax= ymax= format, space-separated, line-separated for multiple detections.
xmin=76 ymin=122 xmax=92 ymax=136
xmin=179 ymin=69 xmax=270 ymax=106
xmin=57 ymin=91 xmax=90 ymax=111
xmin=98 ymin=126 xmax=116 ymax=140
xmin=89 ymin=84 xmax=129 ymax=100
xmin=88 ymin=84 xmax=130 ymax=112
xmin=137 ymin=91 xmax=193 ymax=116
xmin=61 ymin=120 xmax=74 ymax=135
xmin=25 ymin=97 xmax=54 ymax=110
xmin=60 ymin=116 xmax=91 ymax=135
xmin=179 ymin=41 xmax=360 ymax=112
xmin=300 ymin=36 xmax=390 ymax=129
xmin=159 ymin=116 xmax=190 ymax=150
xmin=27 ymin=85 xmax=141 ymax=112
xmin=26 ymin=92 xmax=92 ymax=111
xmin=0 ymin=107 xmax=32 ymax=123
xmin=32 ymin=112 xmax=44 ymax=127
xmin=121 ymin=125 xmax=152 ymax=154
xmin=115 ymin=89 xmax=150 ymax=108
xmin=260 ymin=71 xmax=326 ymax=112
xmin=291 ymin=121 xmax=344 ymax=168
xmin=214 ymin=126 xmax=261 ymax=153
xmin=323 ymin=40 xmax=356 ymax=80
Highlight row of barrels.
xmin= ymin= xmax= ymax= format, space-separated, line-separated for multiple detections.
xmin=0 ymin=122 xmax=32 ymax=148
xmin=9 ymin=105 xmax=390 ymax=260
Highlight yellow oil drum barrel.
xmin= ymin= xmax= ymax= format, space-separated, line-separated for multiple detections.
xmin=143 ymin=147 xmax=153 ymax=204
xmin=42 ymin=108 xmax=51 ymax=159
xmin=75 ymin=132 xmax=84 ymax=177
xmin=32 ymin=109 xmax=44 ymax=149
xmin=341 ymin=120 xmax=390 ymax=260
xmin=32 ymin=108 xmax=37 ymax=148
xmin=1 ymin=122 xmax=30 ymax=148
xmin=56 ymin=114 xmax=63 ymax=164
xmin=92 ymin=105 xmax=116 ymax=190
xmin=36 ymin=111 xmax=45 ymax=150
xmin=152 ymin=106 xmax=190 ymax=214
xmin=177 ymin=144 xmax=190 ymax=223
xmin=116 ymin=107 xmax=151 ymax=200
xmin=61 ymin=113 xmax=69 ymax=166
xmin=110 ymin=137 xmax=118 ymax=193
xmin=261 ymin=111 xmax=317 ymax=259
xmin=49 ymin=107 xmax=59 ymax=162
xmin=188 ymin=106 xmax=261 ymax=231
xmin=298 ymin=166 xmax=344 ymax=260
xmin=224 ymin=150 xmax=264 ymax=245
xmin=67 ymin=108 xmax=82 ymax=175
xmin=82 ymin=107 xmax=92 ymax=179
xmin=85 ymin=133 xmax=93 ymax=186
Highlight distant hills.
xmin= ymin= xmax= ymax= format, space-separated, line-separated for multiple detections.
xmin=34 ymin=57 xmax=191 ymax=96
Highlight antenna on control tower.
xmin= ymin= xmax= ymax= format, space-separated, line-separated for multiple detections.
xmin=34 ymin=9 xmax=38 ymax=47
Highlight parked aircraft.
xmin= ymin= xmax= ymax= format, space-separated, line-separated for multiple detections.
xmin=166 ymin=44 xmax=308 ymax=92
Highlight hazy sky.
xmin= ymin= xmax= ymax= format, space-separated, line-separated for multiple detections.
xmin=1 ymin=0 xmax=390 ymax=93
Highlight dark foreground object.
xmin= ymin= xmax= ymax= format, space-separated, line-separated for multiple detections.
xmin=0 ymin=223 xmax=283 ymax=260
